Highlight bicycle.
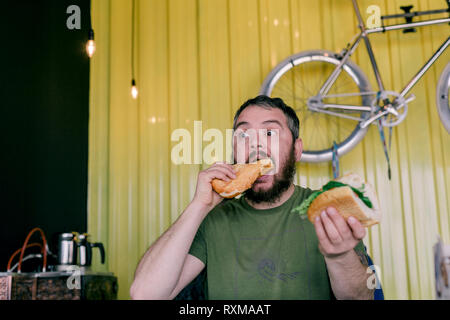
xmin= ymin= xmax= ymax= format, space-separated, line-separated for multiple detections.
xmin=260 ymin=0 xmax=450 ymax=163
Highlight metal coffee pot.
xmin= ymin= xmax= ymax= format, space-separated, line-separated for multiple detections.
xmin=57 ymin=232 xmax=105 ymax=267
xmin=57 ymin=232 xmax=78 ymax=266
xmin=77 ymin=234 xmax=105 ymax=267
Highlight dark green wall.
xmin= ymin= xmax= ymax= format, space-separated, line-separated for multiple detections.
xmin=0 ymin=0 xmax=90 ymax=271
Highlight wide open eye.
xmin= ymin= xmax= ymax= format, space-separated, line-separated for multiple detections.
xmin=266 ymin=129 xmax=278 ymax=137
xmin=235 ymin=130 xmax=249 ymax=139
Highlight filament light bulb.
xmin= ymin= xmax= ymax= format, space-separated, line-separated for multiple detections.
xmin=86 ymin=29 xmax=95 ymax=58
xmin=86 ymin=40 xmax=96 ymax=58
xmin=131 ymin=79 xmax=138 ymax=99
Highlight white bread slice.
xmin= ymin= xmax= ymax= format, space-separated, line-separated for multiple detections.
xmin=307 ymin=173 xmax=381 ymax=228
xmin=211 ymin=158 xmax=274 ymax=198
xmin=337 ymin=173 xmax=381 ymax=222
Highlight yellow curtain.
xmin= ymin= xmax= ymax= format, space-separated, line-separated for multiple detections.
xmin=88 ymin=0 xmax=450 ymax=299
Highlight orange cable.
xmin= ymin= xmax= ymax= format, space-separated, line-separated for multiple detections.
xmin=17 ymin=227 xmax=47 ymax=272
xmin=7 ymin=242 xmax=43 ymax=271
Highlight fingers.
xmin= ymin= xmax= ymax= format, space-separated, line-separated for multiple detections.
xmin=319 ymin=207 xmax=366 ymax=241
xmin=319 ymin=210 xmax=344 ymax=244
xmin=313 ymin=215 xmax=333 ymax=249
xmin=347 ymin=216 xmax=366 ymax=240
xmin=315 ymin=207 xmax=366 ymax=243
xmin=325 ymin=207 xmax=353 ymax=241
xmin=205 ymin=170 xmax=231 ymax=182
xmin=209 ymin=162 xmax=236 ymax=180
xmin=314 ymin=207 xmax=367 ymax=258
xmin=200 ymin=162 xmax=236 ymax=182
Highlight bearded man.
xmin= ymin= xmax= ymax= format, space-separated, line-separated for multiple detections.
xmin=130 ymin=95 xmax=378 ymax=300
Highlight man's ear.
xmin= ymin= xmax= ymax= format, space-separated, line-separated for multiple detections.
xmin=294 ymin=138 xmax=303 ymax=162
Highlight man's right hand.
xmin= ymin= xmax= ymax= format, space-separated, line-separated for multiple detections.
xmin=131 ymin=163 xmax=236 ymax=299
xmin=192 ymin=162 xmax=236 ymax=210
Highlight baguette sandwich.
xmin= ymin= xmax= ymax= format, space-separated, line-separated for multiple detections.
xmin=292 ymin=173 xmax=381 ymax=228
xmin=211 ymin=158 xmax=274 ymax=198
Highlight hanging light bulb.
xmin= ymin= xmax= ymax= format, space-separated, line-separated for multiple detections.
xmin=86 ymin=29 xmax=96 ymax=58
xmin=131 ymin=79 xmax=138 ymax=99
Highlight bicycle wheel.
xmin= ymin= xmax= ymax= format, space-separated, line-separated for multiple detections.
xmin=436 ymin=62 xmax=450 ymax=134
xmin=260 ymin=50 xmax=373 ymax=163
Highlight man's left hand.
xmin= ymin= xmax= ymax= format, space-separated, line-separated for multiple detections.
xmin=313 ymin=206 xmax=366 ymax=259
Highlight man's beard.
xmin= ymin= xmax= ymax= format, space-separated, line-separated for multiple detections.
xmin=244 ymin=147 xmax=296 ymax=204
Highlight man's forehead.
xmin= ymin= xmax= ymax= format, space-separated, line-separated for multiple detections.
xmin=235 ymin=105 xmax=287 ymax=127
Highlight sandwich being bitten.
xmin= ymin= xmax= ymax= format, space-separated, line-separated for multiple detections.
xmin=211 ymin=158 xmax=274 ymax=198
xmin=292 ymin=173 xmax=381 ymax=228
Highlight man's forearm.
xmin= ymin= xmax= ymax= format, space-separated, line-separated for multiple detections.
xmin=324 ymin=249 xmax=374 ymax=300
xmin=130 ymin=201 xmax=210 ymax=299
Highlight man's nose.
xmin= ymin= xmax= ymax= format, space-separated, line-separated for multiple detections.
xmin=250 ymin=137 xmax=262 ymax=149
xmin=249 ymin=132 xmax=269 ymax=160
xmin=249 ymin=130 xmax=266 ymax=149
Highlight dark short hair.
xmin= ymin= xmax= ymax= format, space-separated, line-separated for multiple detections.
xmin=233 ymin=95 xmax=300 ymax=141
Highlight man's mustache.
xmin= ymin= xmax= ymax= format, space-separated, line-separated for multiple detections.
xmin=247 ymin=150 xmax=278 ymax=175
xmin=248 ymin=150 xmax=270 ymax=162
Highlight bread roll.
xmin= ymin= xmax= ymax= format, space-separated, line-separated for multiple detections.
xmin=307 ymin=173 xmax=381 ymax=228
xmin=211 ymin=158 xmax=274 ymax=198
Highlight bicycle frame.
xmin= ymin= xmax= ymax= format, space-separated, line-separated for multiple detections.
xmin=316 ymin=0 xmax=450 ymax=125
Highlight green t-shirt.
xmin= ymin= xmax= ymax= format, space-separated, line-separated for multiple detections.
xmin=188 ymin=185 xmax=366 ymax=300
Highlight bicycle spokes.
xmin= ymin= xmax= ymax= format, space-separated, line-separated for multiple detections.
xmin=270 ymin=59 xmax=371 ymax=153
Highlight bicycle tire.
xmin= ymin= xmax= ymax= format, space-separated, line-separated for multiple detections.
xmin=436 ymin=62 xmax=450 ymax=134
xmin=260 ymin=50 xmax=373 ymax=163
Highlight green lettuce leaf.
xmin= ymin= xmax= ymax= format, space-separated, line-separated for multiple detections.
xmin=292 ymin=180 xmax=373 ymax=219
xmin=291 ymin=190 xmax=322 ymax=219
xmin=320 ymin=181 xmax=373 ymax=209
